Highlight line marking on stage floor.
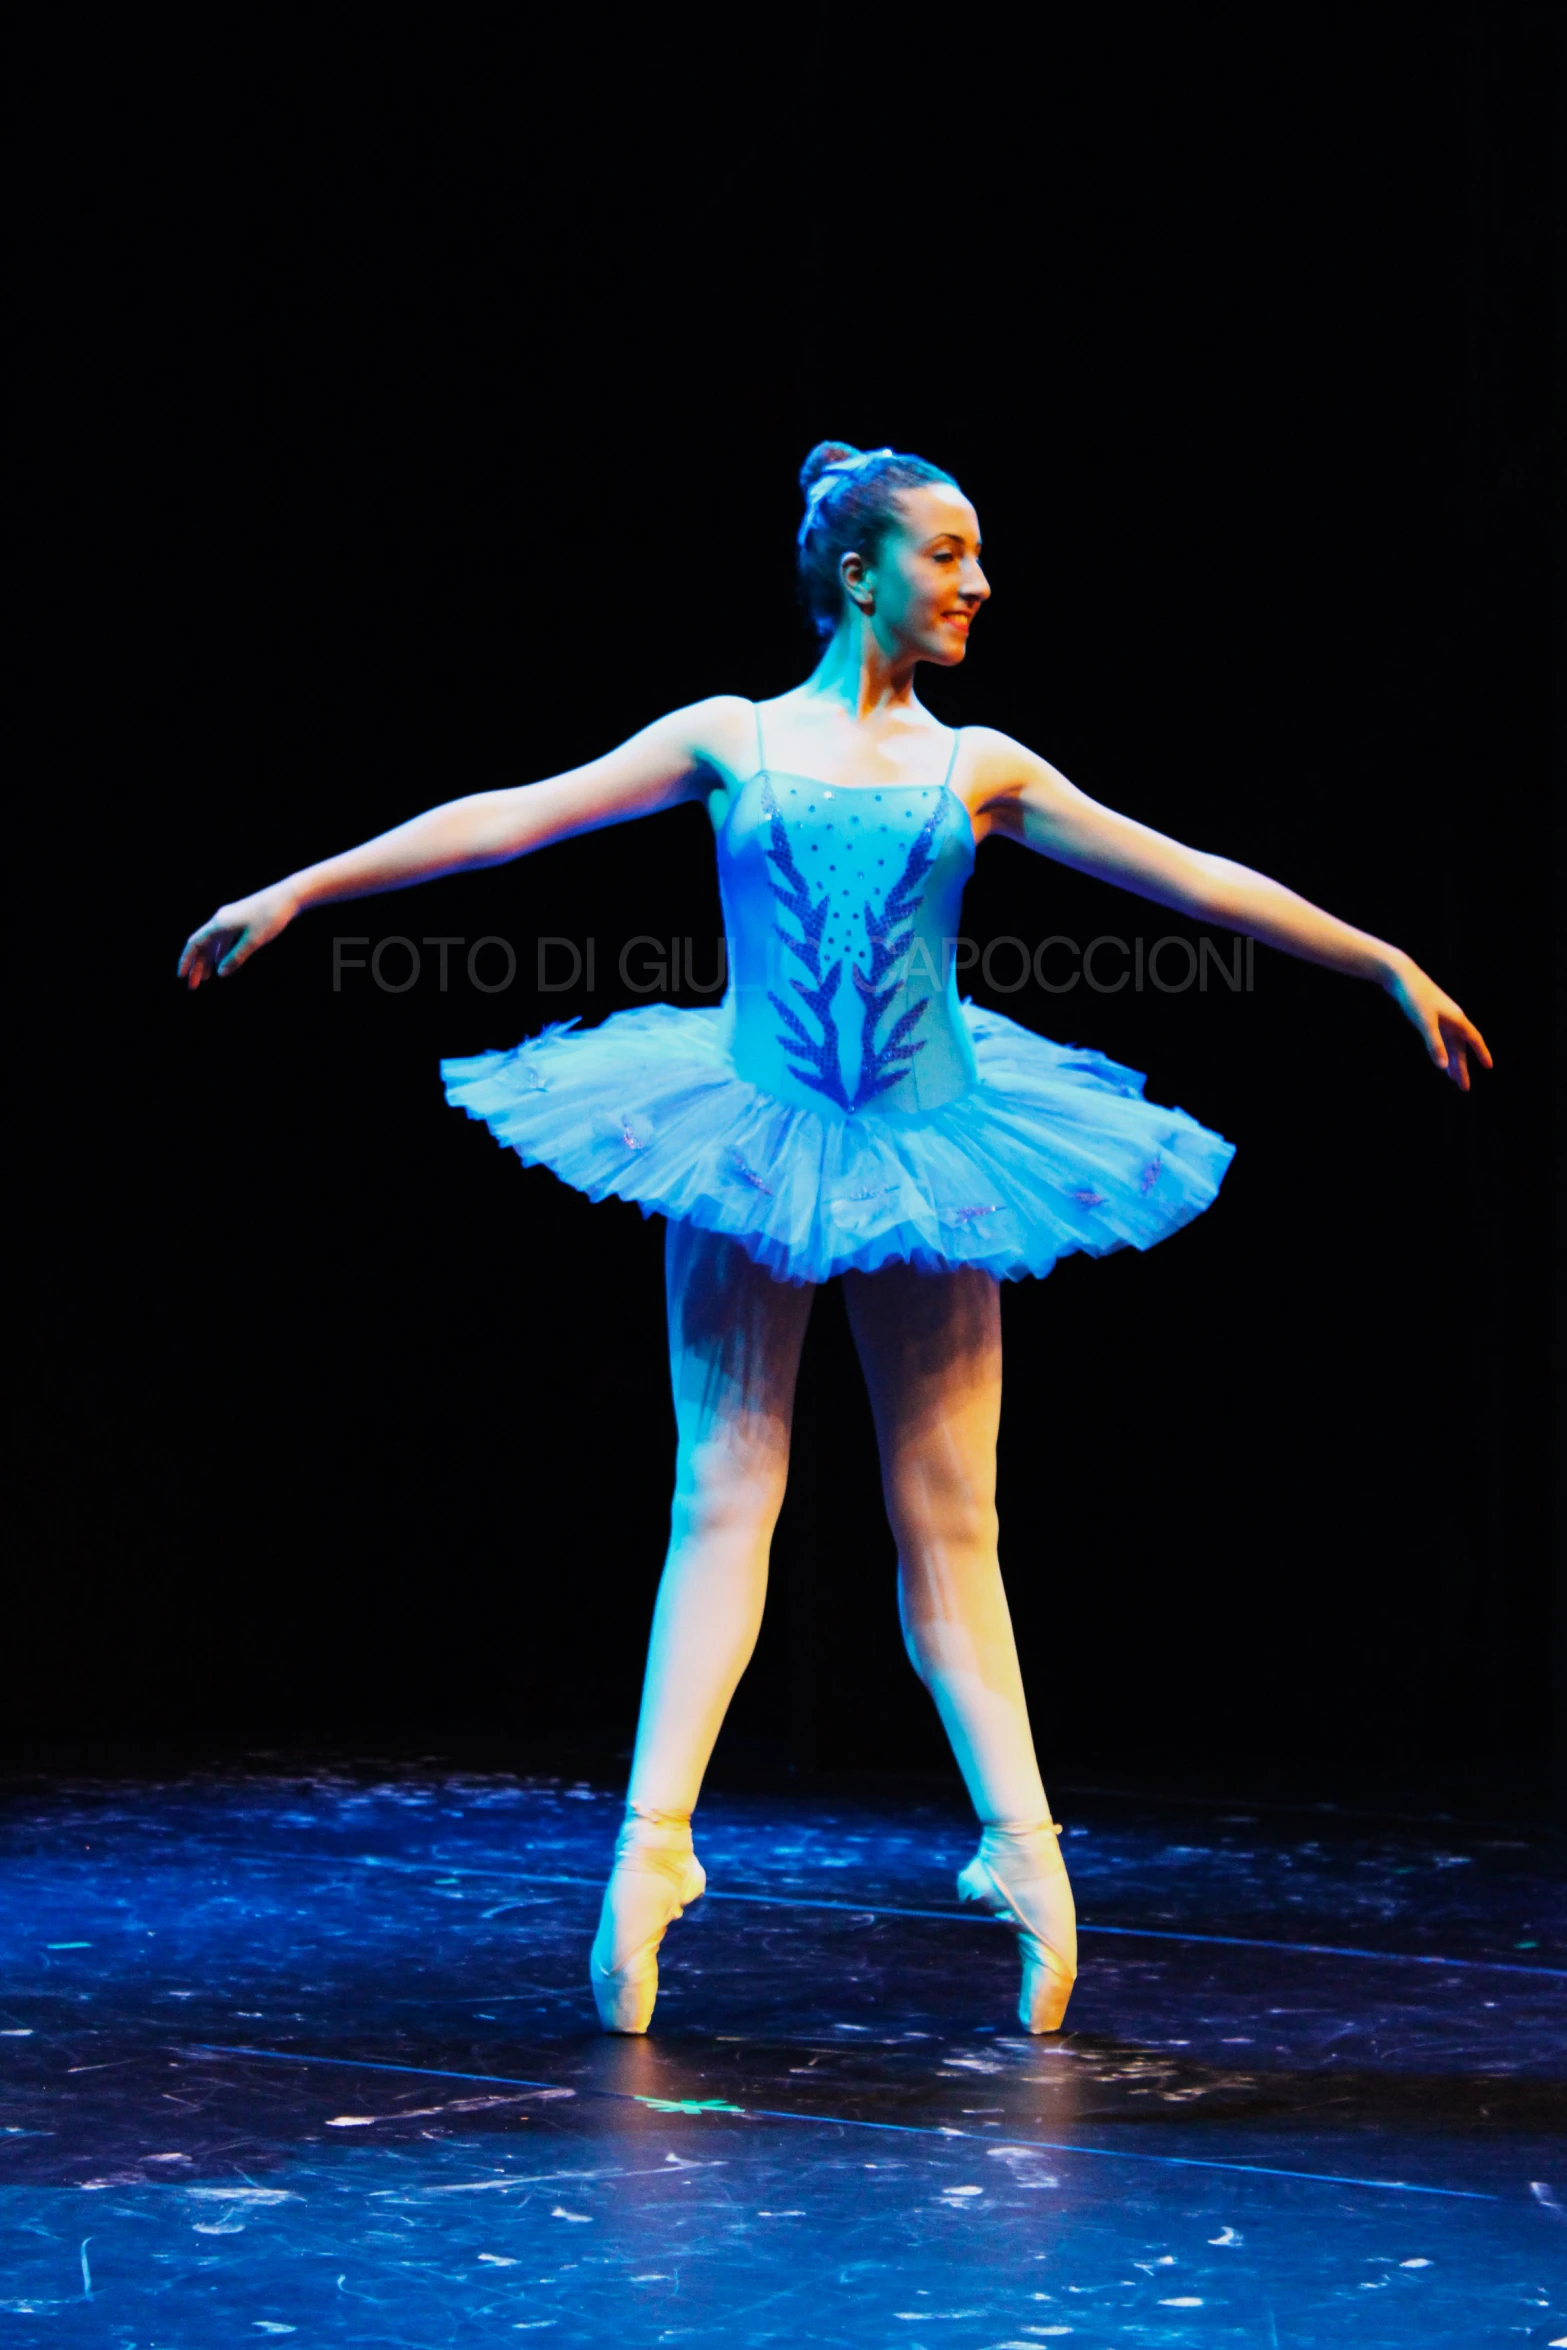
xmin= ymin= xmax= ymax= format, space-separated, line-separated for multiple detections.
xmin=194 ymin=2044 xmax=1498 ymax=2201
xmin=248 ymin=1849 xmax=1566 ymax=1980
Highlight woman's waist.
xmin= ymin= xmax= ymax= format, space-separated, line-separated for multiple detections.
xmin=719 ymin=967 xmax=978 ymax=1118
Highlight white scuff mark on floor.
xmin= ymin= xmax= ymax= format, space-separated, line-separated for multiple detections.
xmin=187 ymin=2187 xmax=295 ymax=2205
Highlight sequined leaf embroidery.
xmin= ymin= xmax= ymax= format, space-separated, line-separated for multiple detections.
xmin=762 ymin=781 xmax=852 ymax=1110
xmin=763 ymin=783 xmax=942 ymax=1114
xmin=726 ymin=1149 xmax=774 ymax=1195
xmin=851 ymin=803 xmax=940 ymax=1107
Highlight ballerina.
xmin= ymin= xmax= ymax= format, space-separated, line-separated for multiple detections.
xmin=180 ymin=440 xmax=1490 ymax=2037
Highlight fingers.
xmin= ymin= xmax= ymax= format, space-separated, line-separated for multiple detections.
xmin=1438 ymin=1007 xmax=1492 ymax=1091
xmin=179 ymin=913 xmax=248 ymax=987
xmin=216 ymin=922 xmax=264 ymax=978
xmin=1414 ymin=988 xmax=1493 ymax=1091
xmin=179 ymin=919 xmax=219 ymax=986
xmin=1424 ymin=1027 xmax=1471 ymax=1088
xmin=1461 ymin=1017 xmax=1493 ymax=1071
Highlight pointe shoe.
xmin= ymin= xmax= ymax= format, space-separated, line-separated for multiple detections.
xmin=589 ymin=1810 xmax=706 ymax=2035
xmin=957 ymin=1820 xmax=1078 ymax=2035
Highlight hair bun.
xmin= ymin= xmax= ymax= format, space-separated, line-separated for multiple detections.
xmin=799 ymin=441 xmax=862 ymax=493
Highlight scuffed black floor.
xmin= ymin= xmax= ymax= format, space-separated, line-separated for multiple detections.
xmin=1 ymin=1764 xmax=1563 ymax=2344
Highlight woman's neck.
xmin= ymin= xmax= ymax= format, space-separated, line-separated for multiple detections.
xmin=803 ymin=616 xmax=920 ymax=721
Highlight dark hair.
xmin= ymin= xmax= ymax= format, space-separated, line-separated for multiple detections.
xmin=796 ymin=440 xmax=960 ymax=639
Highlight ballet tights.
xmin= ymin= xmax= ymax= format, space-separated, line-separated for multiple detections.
xmin=845 ymin=1254 xmax=1075 ymax=1984
xmin=602 ymin=1223 xmax=1075 ymax=1993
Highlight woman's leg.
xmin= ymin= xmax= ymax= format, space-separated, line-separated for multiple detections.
xmin=842 ymin=1261 xmax=1076 ymax=2024
xmin=841 ymin=1261 xmax=1043 ymax=1820
xmin=593 ymin=1218 xmax=813 ymax=2030
xmin=627 ymin=1217 xmax=814 ymax=1814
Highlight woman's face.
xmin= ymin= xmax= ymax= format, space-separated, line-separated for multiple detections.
xmin=843 ymin=483 xmax=990 ymax=665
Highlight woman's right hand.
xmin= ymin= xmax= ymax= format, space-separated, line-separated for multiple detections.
xmin=178 ymin=886 xmax=298 ymax=988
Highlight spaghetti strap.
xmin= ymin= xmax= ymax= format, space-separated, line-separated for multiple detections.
xmin=752 ymin=701 xmax=767 ymax=780
xmin=940 ymin=725 xmax=964 ymax=792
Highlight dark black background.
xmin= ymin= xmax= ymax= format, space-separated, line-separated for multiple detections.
xmin=13 ymin=13 xmax=1561 ymax=1800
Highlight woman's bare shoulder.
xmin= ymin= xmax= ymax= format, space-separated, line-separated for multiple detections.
xmin=952 ymin=724 xmax=1055 ymax=809
xmin=955 ymin=723 xmax=1052 ymax=776
xmin=675 ymin=693 xmax=761 ymax=779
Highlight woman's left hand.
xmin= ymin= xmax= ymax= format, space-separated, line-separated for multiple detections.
xmin=1385 ymin=957 xmax=1493 ymax=1091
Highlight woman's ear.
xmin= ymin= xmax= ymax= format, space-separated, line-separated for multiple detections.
xmin=838 ymin=549 xmax=874 ymax=612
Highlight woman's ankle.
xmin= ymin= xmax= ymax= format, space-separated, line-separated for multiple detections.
xmin=978 ymin=1818 xmax=1064 ymax=1869
xmin=617 ymin=1801 xmax=695 ymax=1858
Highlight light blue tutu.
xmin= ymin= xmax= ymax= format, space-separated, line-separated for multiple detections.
xmin=442 ymin=752 xmax=1235 ymax=1285
xmin=442 ymin=997 xmax=1235 ymax=1286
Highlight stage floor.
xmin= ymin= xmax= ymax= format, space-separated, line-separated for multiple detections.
xmin=1 ymin=1763 xmax=1563 ymax=2345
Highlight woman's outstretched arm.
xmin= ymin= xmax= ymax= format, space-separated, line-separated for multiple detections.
xmin=177 ymin=696 xmax=750 ymax=988
xmin=967 ymin=729 xmax=1492 ymax=1091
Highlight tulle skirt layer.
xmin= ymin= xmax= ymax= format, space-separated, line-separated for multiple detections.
xmin=441 ymin=1001 xmax=1235 ymax=1286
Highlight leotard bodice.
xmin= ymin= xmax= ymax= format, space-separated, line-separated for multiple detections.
xmin=714 ymin=733 xmax=977 ymax=1120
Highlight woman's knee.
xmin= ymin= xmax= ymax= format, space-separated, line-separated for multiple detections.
xmin=671 ymin=1429 xmax=789 ymax=1548
xmin=882 ymin=1456 xmax=999 ymax=1567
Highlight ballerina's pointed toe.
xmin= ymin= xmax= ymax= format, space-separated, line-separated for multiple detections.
xmin=958 ymin=1833 xmax=1078 ymax=2036
xmin=589 ymin=1848 xmax=707 ymax=2035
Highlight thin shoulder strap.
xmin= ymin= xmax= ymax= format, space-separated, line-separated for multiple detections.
xmin=752 ymin=700 xmax=767 ymax=778
xmin=940 ymin=725 xmax=964 ymax=791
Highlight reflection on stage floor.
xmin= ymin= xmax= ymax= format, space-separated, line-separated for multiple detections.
xmin=1 ymin=1762 xmax=1563 ymax=2344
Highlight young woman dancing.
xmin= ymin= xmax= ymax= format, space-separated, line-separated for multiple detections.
xmin=180 ymin=441 xmax=1489 ymax=2038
